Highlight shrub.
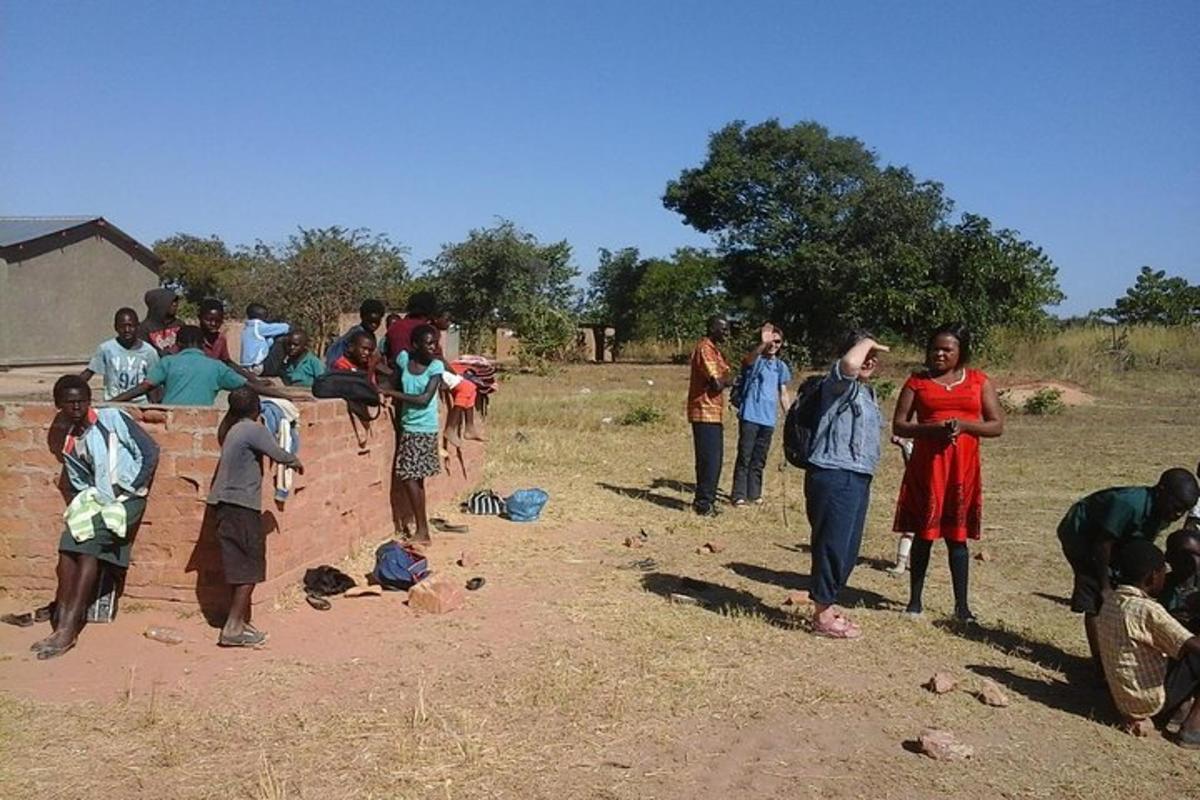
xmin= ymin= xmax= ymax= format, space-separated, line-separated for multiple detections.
xmin=1023 ymin=387 xmax=1066 ymax=416
xmin=619 ymin=404 xmax=665 ymax=426
xmin=874 ymin=379 xmax=897 ymax=401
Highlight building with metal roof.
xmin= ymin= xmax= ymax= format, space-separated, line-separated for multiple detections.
xmin=0 ymin=216 xmax=163 ymax=367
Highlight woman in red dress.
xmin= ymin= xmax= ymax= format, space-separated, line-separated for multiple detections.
xmin=892 ymin=323 xmax=1004 ymax=622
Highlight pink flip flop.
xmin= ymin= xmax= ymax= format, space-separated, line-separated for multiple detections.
xmin=812 ymin=614 xmax=862 ymax=640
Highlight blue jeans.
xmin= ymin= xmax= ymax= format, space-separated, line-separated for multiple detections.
xmin=731 ymin=420 xmax=773 ymax=502
xmin=691 ymin=422 xmax=724 ymax=511
xmin=805 ymin=467 xmax=872 ymax=606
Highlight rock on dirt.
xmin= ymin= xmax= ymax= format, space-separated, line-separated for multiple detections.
xmin=925 ymin=672 xmax=958 ymax=694
xmin=974 ymin=549 xmax=993 ymax=562
xmin=918 ymin=728 xmax=974 ymax=760
xmin=623 ymin=536 xmax=644 ymax=549
xmin=976 ymin=678 xmax=1010 ymax=707
xmin=669 ymin=593 xmax=704 ymax=607
xmin=782 ymin=591 xmax=811 ymax=607
xmin=407 ymin=577 xmax=466 ymax=614
xmin=458 ymin=551 xmax=479 ymax=568
xmin=696 ymin=541 xmax=726 ymax=554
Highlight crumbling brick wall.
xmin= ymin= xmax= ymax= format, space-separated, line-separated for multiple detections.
xmin=0 ymin=400 xmax=482 ymax=610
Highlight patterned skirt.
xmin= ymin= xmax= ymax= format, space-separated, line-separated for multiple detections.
xmin=394 ymin=432 xmax=441 ymax=480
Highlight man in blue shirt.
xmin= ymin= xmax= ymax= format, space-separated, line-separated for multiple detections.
xmin=80 ymin=308 xmax=160 ymax=403
xmin=731 ymin=323 xmax=792 ymax=506
xmin=239 ymin=303 xmax=291 ymax=374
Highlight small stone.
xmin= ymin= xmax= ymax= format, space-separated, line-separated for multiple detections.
xmin=601 ymin=417 xmax=614 ymax=425
xmin=974 ymin=549 xmax=992 ymax=562
xmin=918 ymin=728 xmax=973 ymax=760
xmin=623 ymin=537 xmax=644 ymax=549
xmin=458 ymin=551 xmax=479 ymax=568
xmin=407 ymin=577 xmax=465 ymax=614
xmin=580 ymin=387 xmax=592 ymax=394
xmin=646 ymin=379 xmax=655 ymax=386
xmin=697 ymin=541 xmax=725 ymax=554
xmin=977 ymin=678 xmax=1010 ymax=707
xmin=925 ymin=672 xmax=958 ymax=694
xmin=782 ymin=591 xmax=811 ymax=607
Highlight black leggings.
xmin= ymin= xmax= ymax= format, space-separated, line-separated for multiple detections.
xmin=908 ymin=538 xmax=971 ymax=617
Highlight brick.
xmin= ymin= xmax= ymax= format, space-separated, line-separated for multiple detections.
xmin=174 ymin=455 xmax=219 ymax=478
xmin=153 ymin=430 xmax=200 ymax=454
xmin=0 ymin=426 xmax=34 ymax=449
xmin=17 ymin=405 xmax=62 ymax=425
xmin=408 ymin=576 xmax=465 ymax=614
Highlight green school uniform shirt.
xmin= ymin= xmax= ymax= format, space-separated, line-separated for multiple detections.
xmin=395 ymin=350 xmax=444 ymax=434
xmin=281 ymin=351 xmax=326 ymax=388
xmin=1057 ymin=486 xmax=1167 ymax=555
xmin=146 ymin=347 xmax=247 ymax=406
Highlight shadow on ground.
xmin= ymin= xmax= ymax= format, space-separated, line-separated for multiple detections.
xmin=641 ymin=572 xmax=802 ymax=629
xmin=726 ymin=562 xmax=898 ymax=611
xmin=1032 ymin=591 xmax=1073 ymax=608
xmin=596 ymin=483 xmax=688 ymax=511
xmin=934 ymin=618 xmax=1094 ymax=677
xmin=966 ymin=663 xmax=1115 ymax=723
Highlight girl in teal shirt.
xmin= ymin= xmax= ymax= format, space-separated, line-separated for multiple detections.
xmin=387 ymin=325 xmax=444 ymax=542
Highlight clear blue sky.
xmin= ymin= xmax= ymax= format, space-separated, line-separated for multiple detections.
xmin=2 ymin=0 xmax=1196 ymax=314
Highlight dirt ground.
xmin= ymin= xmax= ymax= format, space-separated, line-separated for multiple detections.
xmin=2 ymin=360 xmax=1199 ymax=799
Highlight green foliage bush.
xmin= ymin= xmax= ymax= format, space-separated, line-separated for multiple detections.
xmin=619 ymin=403 xmax=666 ymax=426
xmin=1022 ymin=387 xmax=1066 ymax=416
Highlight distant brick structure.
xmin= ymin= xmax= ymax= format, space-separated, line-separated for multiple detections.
xmin=0 ymin=400 xmax=482 ymax=612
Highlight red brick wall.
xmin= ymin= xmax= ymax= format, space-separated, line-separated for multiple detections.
xmin=0 ymin=400 xmax=482 ymax=610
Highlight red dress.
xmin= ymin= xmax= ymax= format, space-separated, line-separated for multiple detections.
xmin=893 ymin=369 xmax=988 ymax=542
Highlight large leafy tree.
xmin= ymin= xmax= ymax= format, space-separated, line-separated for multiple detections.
xmin=631 ymin=248 xmax=726 ymax=349
xmin=425 ymin=220 xmax=578 ymax=355
xmin=153 ymin=233 xmax=247 ymax=310
xmin=664 ymin=119 xmax=1063 ymax=354
xmin=584 ymin=247 xmax=646 ymax=349
xmin=1103 ymin=266 xmax=1200 ymax=325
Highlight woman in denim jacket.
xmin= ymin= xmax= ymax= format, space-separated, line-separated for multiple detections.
xmin=805 ymin=330 xmax=889 ymax=639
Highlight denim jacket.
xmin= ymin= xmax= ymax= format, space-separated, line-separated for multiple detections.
xmin=806 ymin=362 xmax=882 ymax=476
xmin=62 ymin=408 xmax=159 ymax=503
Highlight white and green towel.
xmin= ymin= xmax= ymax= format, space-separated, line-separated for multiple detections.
xmin=63 ymin=488 xmax=129 ymax=543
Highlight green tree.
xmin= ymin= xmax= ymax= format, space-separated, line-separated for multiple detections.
xmin=631 ymin=248 xmax=726 ymax=350
xmin=153 ymin=233 xmax=248 ymax=311
xmin=664 ymin=119 xmax=1063 ymax=355
xmin=584 ymin=247 xmax=646 ymax=350
xmin=217 ymin=227 xmax=408 ymax=346
xmin=1103 ymin=266 xmax=1200 ymax=325
xmin=426 ymin=220 xmax=578 ymax=354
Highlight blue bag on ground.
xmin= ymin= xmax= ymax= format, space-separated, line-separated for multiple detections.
xmin=372 ymin=541 xmax=429 ymax=590
xmin=504 ymin=488 xmax=549 ymax=522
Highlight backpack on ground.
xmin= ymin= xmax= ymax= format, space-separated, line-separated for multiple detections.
xmin=462 ymin=490 xmax=506 ymax=516
xmin=504 ymin=488 xmax=549 ymax=522
xmin=783 ymin=375 xmax=827 ymax=469
xmin=303 ymin=565 xmax=357 ymax=597
xmin=372 ymin=542 xmax=429 ymax=591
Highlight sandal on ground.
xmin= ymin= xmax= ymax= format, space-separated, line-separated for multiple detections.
xmin=465 ymin=577 xmax=486 ymax=591
xmin=812 ymin=614 xmax=862 ymax=640
xmin=218 ymin=628 xmax=268 ymax=648
xmin=2 ymin=612 xmax=34 ymax=628
xmin=1177 ymin=731 xmax=1200 ymax=749
xmin=305 ymin=594 xmax=332 ymax=611
xmin=34 ymin=603 xmax=54 ymax=623
xmin=35 ymin=639 xmax=76 ymax=660
xmin=430 ymin=517 xmax=470 ymax=533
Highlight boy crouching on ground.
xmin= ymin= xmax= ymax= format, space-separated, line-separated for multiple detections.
xmin=1096 ymin=540 xmax=1200 ymax=747
xmin=206 ymin=387 xmax=303 ymax=648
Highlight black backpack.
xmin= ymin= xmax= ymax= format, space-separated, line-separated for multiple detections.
xmin=783 ymin=375 xmax=827 ymax=469
xmin=312 ymin=371 xmax=380 ymax=405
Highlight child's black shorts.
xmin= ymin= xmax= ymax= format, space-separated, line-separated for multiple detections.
xmin=215 ymin=502 xmax=266 ymax=585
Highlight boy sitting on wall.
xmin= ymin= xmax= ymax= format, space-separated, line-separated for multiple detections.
xmin=79 ymin=307 xmax=159 ymax=404
xmin=206 ymin=387 xmax=302 ymax=648
xmin=280 ymin=331 xmax=326 ymax=388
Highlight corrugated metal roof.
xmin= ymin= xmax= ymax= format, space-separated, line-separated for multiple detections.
xmin=0 ymin=216 xmax=98 ymax=247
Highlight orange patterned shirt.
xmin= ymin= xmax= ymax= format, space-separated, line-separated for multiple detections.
xmin=687 ymin=337 xmax=730 ymax=423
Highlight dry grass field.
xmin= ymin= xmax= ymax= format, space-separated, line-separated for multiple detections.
xmin=2 ymin=335 xmax=1199 ymax=799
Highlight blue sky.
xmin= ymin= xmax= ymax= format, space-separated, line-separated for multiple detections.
xmin=2 ymin=1 xmax=1196 ymax=314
